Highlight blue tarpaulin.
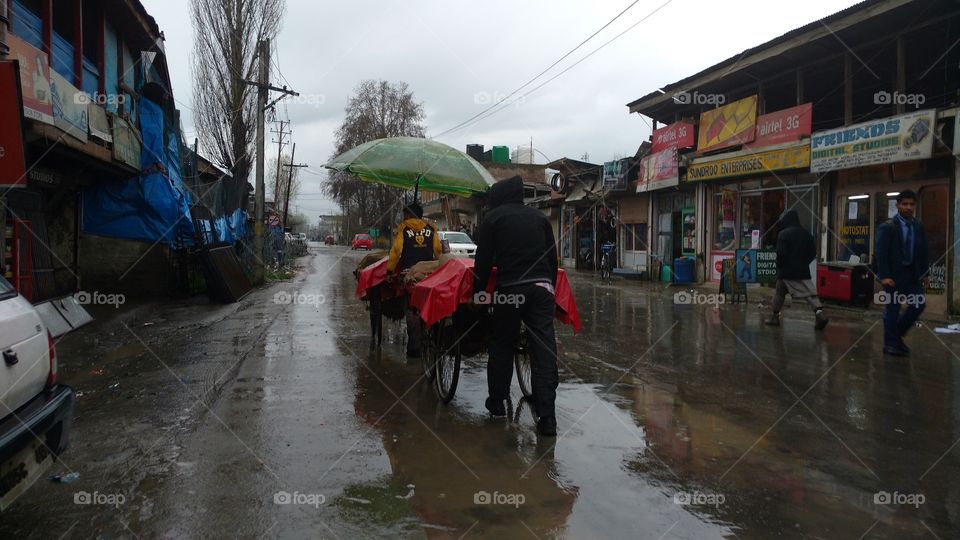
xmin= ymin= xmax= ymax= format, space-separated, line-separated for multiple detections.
xmin=83 ymin=98 xmax=195 ymax=246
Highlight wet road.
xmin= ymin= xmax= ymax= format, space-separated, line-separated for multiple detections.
xmin=3 ymin=245 xmax=959 ymax=538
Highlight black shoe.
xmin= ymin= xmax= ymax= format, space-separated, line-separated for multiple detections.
xmin=485 ymin=397 xmax=507 ymax=417
xmin=884 ymin=345 xmax=909 ymax=357
xmin=764 ymin=314 xmax=780 ymax=326
xmin=814 ymin=310 xmax=829 ymax=330
xmin=537 ymin=416 xmax=557 ymax=437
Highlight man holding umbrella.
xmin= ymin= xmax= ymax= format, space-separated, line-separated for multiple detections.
xmin=473 ymin=176 xmax=560 ymax=437
xmin=387 ymin=202 xmax=442 ymax=356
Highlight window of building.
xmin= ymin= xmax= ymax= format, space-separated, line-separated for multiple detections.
xmin=51 ymin=0 xmax=75 ymax=80
xmin=623 ymin=223 xmax=647 ymax=252
xmin=713 ymin=191 xmax=736 ymax=252
xmin=81 ymin=0 xmax=101 ymax=95
xmin=739 ymin=193 xmax=762 ymax=249
xmin=11 ymin=0 xmax=44 ymax=47
xmin=838 ymin=195 xmax=870 ymax=262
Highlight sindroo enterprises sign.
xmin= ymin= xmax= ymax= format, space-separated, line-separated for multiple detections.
xmin=810 ymin=110 xmax=936 ymax=173
xmin=687 ymin=144 xmax=810 ymax=182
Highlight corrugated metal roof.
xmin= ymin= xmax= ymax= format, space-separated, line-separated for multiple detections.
xmin=626 ymin=0 xmax=910 ymax=115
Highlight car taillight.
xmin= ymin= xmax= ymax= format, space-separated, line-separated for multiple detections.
xmin=46 ymin=330 xmax=57 ymax=387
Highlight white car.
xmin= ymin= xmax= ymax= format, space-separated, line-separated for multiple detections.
xmin=0 ymin=275 xmax=73 ymax=511
xmin=439 ymin=231 xmax=477 ymax=258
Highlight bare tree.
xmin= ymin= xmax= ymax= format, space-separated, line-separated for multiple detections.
xmin=325 ymin=80 xmax=425 ymax=236
xmin=191 ymin=0 xmax=285 ymax=208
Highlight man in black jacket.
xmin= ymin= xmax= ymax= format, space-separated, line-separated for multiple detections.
xmin=473 ymin=176 xmax=559 ymax=436
xmin=875 ymin=190 xmax=928 ymax=357
xmin=765 ymin=209 xmax=828 ymax=329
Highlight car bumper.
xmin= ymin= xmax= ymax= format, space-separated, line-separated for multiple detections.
xmin=0 ymin=385 xmax=74 ymax=463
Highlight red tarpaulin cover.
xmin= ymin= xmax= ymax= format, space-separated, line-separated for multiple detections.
xmin=355 ymin=256 xmax=390 ymax=300
xmin=408 ymin=258 xmax=581 ymax=333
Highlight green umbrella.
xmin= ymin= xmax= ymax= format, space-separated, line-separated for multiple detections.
xmin=324 ymin=137 xmax=495 ymax=197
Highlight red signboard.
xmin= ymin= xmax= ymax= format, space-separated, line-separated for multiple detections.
xmin=652 ymin=121 xmax=695 ymax=153
xmin=6 ymin=34 xmax=53 ymax=124
xmin=0 ymin=62 xmax=27 ymax=189
xmin=750 ymin=103 xmax=812 ymax=148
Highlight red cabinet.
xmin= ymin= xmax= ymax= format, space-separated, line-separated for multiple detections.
xmin=817 ymin=263 xmax=873 ymax=306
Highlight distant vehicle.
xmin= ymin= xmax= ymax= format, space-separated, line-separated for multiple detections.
xmin=324 ymin=235 xmax=335 ymax=245
xmin=0 ymin=275 xmax=73 ymax=511
xmin=352 ymin=233 xmax=373 ymax=250
xmin=438 ymin=231 xmax=477 ymax=257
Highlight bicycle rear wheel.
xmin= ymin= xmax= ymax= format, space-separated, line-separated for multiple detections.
xmin=514 ymin=327 xmax=533 ymax=398
xmin=434 ymin=318 xmax=461 ymax=403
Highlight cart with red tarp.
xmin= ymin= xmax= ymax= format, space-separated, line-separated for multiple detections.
xmin=356 ymin=256 xmax=581 ymax=402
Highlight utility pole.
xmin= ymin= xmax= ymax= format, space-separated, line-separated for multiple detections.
xmin=270 ymin=120 xmax=291 ymax=200
xmin=253 ymin=39 xmax=269 ymax=285
xmin=281 ymin=142 xmax=308 ymax=227
xmin=246 ymin=39 xmax=298 ymax=285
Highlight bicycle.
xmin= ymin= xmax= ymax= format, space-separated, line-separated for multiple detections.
xmin=420 ymin=310 xmax=533 ymax=403
xmin=599 ymin=241 xmax=615 ymax=281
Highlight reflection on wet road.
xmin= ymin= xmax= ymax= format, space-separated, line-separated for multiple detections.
xmin=337 ymin=246 xmax=960 ymax=539
xmin=4 ymin=246 xmax=956 ymax=538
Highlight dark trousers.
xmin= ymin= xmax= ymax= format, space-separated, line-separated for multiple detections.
xmin=488 ymin=285 xmax=559 ymax=418
xmin=402 ymin=297 xmax=421 ymax=353
xmin=883 ymin=267 xmax=925 ymax=348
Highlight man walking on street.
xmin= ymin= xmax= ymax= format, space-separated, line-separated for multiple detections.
xmin=876 ymin=190 xmax=928 ymax=357
xmin=387 ymin=202 xmax=442 ymax=357
xmin=473 ymin=176 xmax=560 ymax=437
xmin=765 ymin=209 xmax=829 ymax=329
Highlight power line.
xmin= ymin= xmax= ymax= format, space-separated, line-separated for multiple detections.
xmin=432 ymin=0 xmax=642 ymax=139
xmin=435 ymin=0 xmax=674 ymax=139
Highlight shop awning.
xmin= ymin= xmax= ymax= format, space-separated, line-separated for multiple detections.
xmin=566 ymin=177 xmax=600 ymax=202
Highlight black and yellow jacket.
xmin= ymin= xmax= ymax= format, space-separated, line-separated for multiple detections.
xmin=387 ymin=218 xmax=442 ymax=273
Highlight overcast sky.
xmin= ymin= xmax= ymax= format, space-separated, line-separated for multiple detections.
xmin=142 ymin=0 xmax=862 ymax=220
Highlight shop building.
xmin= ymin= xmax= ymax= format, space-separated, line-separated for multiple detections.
xmin=626 ymin=0 xmax=960 ymax=314
xmin=1 ymin=0 xmax=210 ymax=303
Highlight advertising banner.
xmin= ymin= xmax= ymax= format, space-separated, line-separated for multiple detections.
xmin=636 ymin=148 xmax=679 ymax=192
xmin=6 ymin=34 xmax=52 ymax=124
xmin=0 ymin=62 xmax=27 ymax=188
xmin=810 ymin=110 xmax=936 ymax=173
xmin=602 ymin=159 xmax=628 ymax=192
xmin=49 ymin=70 xmax=89 ymax=142
xmin=652 ymin=121 xmax=694 ymax=154
xmin=697 ymin=95 xmax=757 ymax=153
xmin=735 ymin=249 xmax=777 ymax=283
xmin=88 ymin=103 xmax=112 ymax=142
xmin=112 ymin=116 xmax=141 ymax=170
xmin=751 ymin=103 xmax=812 ymax=148
xmin=687 ymin=144 xmax=810 ymax=182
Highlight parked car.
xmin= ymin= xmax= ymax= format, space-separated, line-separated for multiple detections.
xmin=324 ymin=235 xmax=335 ymax=245
xmin=0 ymin=275 xmax=73 ymax=511
xmin=283 ymin=232 xmax=307 ymax=258
xmin=352 ymin=233 xmax=373 ymax=250
xmin=438 ymin=231 xmax=477 ymax=257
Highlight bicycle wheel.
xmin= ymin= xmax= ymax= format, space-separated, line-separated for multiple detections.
xmin=420 ymin=322 xmax=436 ymax=381
xmin=434 ymin=318 xmax=461 ymax=403
xmin=514 ymin=327 xmax=533 ymax=398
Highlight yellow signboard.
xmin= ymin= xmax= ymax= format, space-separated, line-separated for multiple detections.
xmin=697 ymin=95 xmax=758 ymax=152
xmin=687 ymin=145 xmax=810 ymax=182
